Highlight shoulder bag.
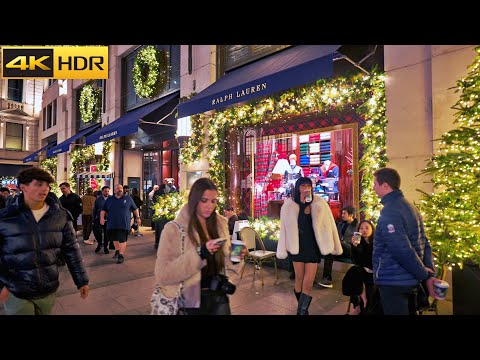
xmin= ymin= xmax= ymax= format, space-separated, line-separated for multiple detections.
xmin=150 ymin=221 xmax=186 ymax=315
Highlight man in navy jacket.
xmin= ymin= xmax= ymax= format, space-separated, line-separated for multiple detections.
xmin=0 ymin=167 xmax=89 ymax=315
xmin=372 ymin=167 xmax=440 ymax=315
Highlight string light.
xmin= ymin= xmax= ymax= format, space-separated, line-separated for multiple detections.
xmin=419 ymin=46 xmax=480 ymax=271
xmin=181 ymin=71 xmax=387 ymax=216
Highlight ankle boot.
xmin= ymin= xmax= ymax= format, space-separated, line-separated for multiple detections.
xmin=294 ymin=290 xmax=301 ymax=303
xmin=297 ymin=293 xmax=312 ymax=315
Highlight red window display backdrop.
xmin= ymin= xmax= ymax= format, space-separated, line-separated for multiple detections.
xmin=233 ymin=112 xmax=363 ymax=221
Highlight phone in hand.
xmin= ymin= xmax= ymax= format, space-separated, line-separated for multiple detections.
xmin=212 ymin=238 xmax=227 ymax=246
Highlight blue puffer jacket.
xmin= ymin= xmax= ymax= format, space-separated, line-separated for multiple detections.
xmin=373 ymin=190 xmax=434 ymax=286
xmin=0 ymin=193 xmax=89 ymax=299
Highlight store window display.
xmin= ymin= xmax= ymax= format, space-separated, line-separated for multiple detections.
xmin=319 ymin=159 xmax=339 ymax=199
xmin=284 ymin=154 xmax=304 ymax=197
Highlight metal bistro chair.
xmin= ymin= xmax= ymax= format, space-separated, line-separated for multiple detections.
xmin=239 ymin=227 xmax=278 ymax=286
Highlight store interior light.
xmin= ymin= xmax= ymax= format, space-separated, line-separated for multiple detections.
xmin=177 ymin=116 xmax=192 ymax=137
xmin=271 ymin=158 xmax=290 ymax=174
xmin=94 ymin=142 xmax=103 ymax=155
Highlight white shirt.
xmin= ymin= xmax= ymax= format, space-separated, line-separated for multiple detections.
xmin=31 ymin=203 xmax=49 ymax=223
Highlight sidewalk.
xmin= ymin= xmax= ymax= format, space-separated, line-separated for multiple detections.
xmin=0 ymin=226 xmax=452 ymax=315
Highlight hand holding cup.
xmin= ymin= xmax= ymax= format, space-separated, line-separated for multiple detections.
xmin=353 ymin=232 xmax=362 ymax=246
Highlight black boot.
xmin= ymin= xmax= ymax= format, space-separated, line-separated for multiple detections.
xmin=294 ymin=290 xmax=301 ymax=302
xmin=297 ymin=293 xmax=312 ymax=315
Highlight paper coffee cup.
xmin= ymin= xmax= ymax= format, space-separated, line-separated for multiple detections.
xmin=353 ymin=232 xmax=362 ymax=244
xmin=433 ymin=280 xmax=449 ymax=300
xmin=230 ymin=240 xmax=244 ymax=263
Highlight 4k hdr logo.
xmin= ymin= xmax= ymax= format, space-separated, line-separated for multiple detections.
xmin=1 ymin=46 xmax=108 ymax=79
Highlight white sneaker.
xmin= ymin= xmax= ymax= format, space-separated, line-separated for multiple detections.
xmin=83 ymin=240 xmax=94 ymax=245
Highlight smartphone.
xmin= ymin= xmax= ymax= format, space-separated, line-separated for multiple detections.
xmin=212 ymin=238 xmax=227 ymax=246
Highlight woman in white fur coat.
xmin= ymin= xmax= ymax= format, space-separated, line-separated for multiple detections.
xmin=277 ymin=177 xmax=342 ymax=315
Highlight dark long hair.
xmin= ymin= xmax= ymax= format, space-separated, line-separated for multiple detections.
xmin=187 ymin=178 xmax=224 ymax=269
xmin=293 ymin=177 xmax=312 ymax=205
xmin=357 ymin=220 xmax=375 ymax=244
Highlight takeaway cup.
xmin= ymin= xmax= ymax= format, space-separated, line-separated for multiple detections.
xmin=230 ymin=240 xmax=244 ymax=264
xmin=353 ymin=232 xmax=362 ymax=245
xmin=433 ymin=280 xmax=449 ymax=300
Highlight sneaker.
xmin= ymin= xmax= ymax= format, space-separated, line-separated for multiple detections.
xmin=84 ymin=240 xmax=94 ymax=245
xmin=95 ymin=245 xmax=102 ymax=253
xmin=318 ymin=277 xmax=333 ymax=288
xmin=116 ymin=255 xmax=124 ymax=264
xmin=103 ymin=248 xmax=110 ymax=254
xmin=112 ymin=250 xmax=120 ymax=259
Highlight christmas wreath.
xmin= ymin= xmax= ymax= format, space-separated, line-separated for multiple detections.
xmin=132 ymin=46 xmax=169 ymax=98
xmin=79 ymin=84 xmax=101 ymax=123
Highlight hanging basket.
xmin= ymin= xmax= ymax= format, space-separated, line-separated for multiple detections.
xmin=132 ymin=46 xmax=169 ymax=98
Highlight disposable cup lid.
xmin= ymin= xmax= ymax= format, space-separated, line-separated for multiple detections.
xmin=434 ymin=280 xmax=449 ymax=288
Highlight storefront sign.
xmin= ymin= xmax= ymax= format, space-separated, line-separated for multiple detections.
xmin=211 ymin=82 xmax=267 ymax=106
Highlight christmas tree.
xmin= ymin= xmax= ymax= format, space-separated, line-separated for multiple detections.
xmin=419 ymin=46 xmax=480 ymax=272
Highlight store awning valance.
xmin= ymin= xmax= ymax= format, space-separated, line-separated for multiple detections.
xmin=85 ymin=92 xmax=179 ymax=145
xmin=76 ymin=171 xmax=114 ymax=179
xmin=177 ymin=45 xmax=341 ymax=118
xmin=23 ymin=141 xmax=57 ymax=163
xmin=47 ymin=123 xmax=101 ymax=157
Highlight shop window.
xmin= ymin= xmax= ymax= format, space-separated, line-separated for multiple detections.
xmin=7 ymin=79 xmax=23 ymax=102
xmin=5 ymin=122 xmax=23 ymax=150
xmin=218 ymin=45 xmax=290 ymax=74
xmin=124 ymin=45 xmax=180 ymax=112
xmin=233 ymin=118 xmax=358 ymax=221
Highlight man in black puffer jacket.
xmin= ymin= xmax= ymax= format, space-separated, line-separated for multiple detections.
xmin=0 ymin=167 xmax=90 ymax=315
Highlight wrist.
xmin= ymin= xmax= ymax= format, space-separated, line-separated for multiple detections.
xmin=197 ymin=244 xmax=209 ymax=259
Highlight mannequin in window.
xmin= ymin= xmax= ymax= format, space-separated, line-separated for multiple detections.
xmin=284 ymin=154 xmax=304 ymax=196
xmin=320 ymin=159 xmax=339 ymax=193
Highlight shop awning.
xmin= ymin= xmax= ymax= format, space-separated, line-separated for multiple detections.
xmin=76 ymin=171 xmax=114 ymax=179
xmin=47 ymin=123 xmax=101 ymax=157
xmin=178 ymin=45 xmax=341 ymax=118
xmin=23 ymin=141 xmax=57 ymax=163
xmin=85 ymin=92 xmax=179 ymax=145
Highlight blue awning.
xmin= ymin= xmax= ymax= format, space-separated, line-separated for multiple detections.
xmin=23 ymin=141 xmax=57 ymax=163
xmin=178 ymin=45 xmax=341 ymax=118
xmin=47 ymin=123 xmax=101 ymax=157
xmin=85 ymin=92 xmax=179 ymax=145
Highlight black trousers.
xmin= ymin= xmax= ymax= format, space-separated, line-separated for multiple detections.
xmin=93 ymin=223 xmax=109 ymax=248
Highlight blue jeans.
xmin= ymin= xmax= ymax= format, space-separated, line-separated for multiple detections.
xmin=3 ymin=292 xmax=56 ymax=315
xmin=378 ymin=285 xmax=417 ymax=315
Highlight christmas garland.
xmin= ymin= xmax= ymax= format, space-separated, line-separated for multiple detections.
xmin=68 ymin=140 xmax=112 ymax=192
xmin=132 ymin=46 xmax=169 ymax=98
xmin=180 ymin=71 xmax=387 ymax=217
xmin=79 ymin=84 xmax=101 ymax=123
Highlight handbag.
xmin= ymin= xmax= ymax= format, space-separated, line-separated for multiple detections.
xmin=150 ymin=221 xmax=186 ymax=315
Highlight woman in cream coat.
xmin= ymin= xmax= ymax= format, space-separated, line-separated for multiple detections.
xmin=154 ymin=177 xmax=245 ymax=315
xmin=277 ymin=177 xmax=342 ymax=315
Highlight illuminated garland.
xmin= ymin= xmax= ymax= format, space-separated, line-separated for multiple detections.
xmin=40 ymin=157 xmax=60 ymax=196
xmin=132 ymin=46 xmax=169 ymax=98
xmin=152 ymin=191 xmax=187 ymax=222
xmin=40 ymin=157 xmax=57 ymax=178
xmin=180 ymin=71 xmax=387 ymax=217
xmin=79 ymin=84 xmax=101 ymax=123
xmin=68 ymin=141 xmax=111 ymax=192
xmin=250 ymin=216 xmax=280 ymax=241
xmin=419 ymin=46 xmax=480 ymax=270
